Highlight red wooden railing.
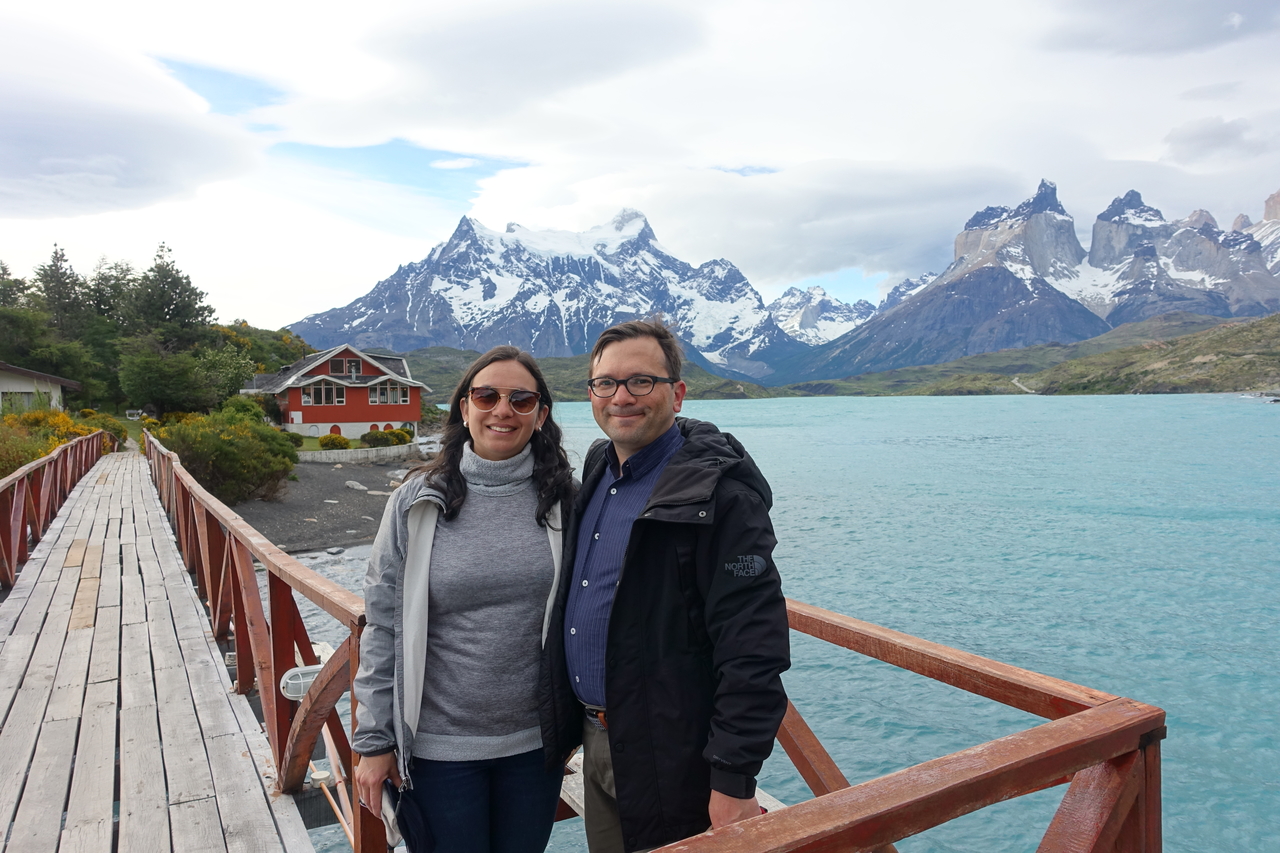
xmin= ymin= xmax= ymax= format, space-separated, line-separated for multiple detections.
xmin=144 ymin=431 xmax=386 ymax=849
xmin=144 ymin=431 xmax=1163 ymax=853
xmin=0 ymin=429 xmax=120 ymax=589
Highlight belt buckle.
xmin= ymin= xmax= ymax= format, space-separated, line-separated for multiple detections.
xmin=585 ymin=705 xmax=608 ymax=730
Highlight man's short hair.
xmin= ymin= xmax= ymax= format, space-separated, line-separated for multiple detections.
xmin=591 ymin=317 xmax=683 ymax=380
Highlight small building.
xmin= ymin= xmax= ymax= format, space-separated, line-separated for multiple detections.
xmin=0 ymin=362 xmax=81 ymax=411
xmin=244 ymin=345 xmax=431 ymax=438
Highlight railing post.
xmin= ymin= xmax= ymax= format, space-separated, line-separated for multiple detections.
xmin=349 ymin=621 xmax=385 ymax=853
xmin=268 ymin=572 xmax=299 ymax=768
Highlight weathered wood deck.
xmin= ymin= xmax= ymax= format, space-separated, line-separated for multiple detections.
xmin=0 ymin=452 xmax=313 ymax=853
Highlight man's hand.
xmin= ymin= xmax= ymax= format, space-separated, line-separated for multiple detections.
xmin=353 ymin=752 xmax=401 ymax=813
xmin=709 ymin=790 xmax=761 ymax=828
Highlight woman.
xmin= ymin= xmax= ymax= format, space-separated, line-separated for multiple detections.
xmin=353 ymin=346 xmax=576 ymax=853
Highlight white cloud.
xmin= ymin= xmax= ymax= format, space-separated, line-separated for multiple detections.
xmin=430 ymin=158 xmax=482 ymax=170
xmin=0 ymin=15 xmax=256 ymax=217
xmin=2 ymin=0 xmax=1280 ymax=327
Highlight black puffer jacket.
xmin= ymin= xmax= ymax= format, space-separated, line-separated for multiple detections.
xmin=541 ymin=417 xmax=791 ymax=851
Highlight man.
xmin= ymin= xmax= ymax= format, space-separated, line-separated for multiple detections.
xmin=551 ymin=319 xmax=791 ymax=852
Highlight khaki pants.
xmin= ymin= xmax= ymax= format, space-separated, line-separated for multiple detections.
xmin=581 ymin=716 xmax=655 ymax=853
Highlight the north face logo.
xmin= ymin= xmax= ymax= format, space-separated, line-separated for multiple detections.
xmin=724 ymin=555 xmax=766 ymax=577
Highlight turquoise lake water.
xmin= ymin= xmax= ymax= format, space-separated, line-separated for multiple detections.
xmin=307 ymin=393 xmax=1280 ymax=851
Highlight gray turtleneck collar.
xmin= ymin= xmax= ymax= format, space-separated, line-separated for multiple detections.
xmin=460 ymin=442 xmax=535 ymax=495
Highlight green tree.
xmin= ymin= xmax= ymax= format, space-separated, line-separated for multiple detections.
xmin=117 ymin=335 xmax=208 ymax=415
xmin=195 ymin=345 xmax=256 ymax=403
xmin=127 ymin=244 xmax=215 ymax=348
xmin=0 ymin=261 xmax=30 ymax=308
xmin=33 ymin=245 xmax=86 ymax=334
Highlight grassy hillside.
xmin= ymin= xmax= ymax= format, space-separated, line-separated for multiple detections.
xmin=389 ymin=346 xmax=777 ymax=404
xmin=1021 ymin=313 xmax=1280 ymax=394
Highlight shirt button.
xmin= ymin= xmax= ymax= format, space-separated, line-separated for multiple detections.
xmin=699 ymin=511 xmax=706 ymax=517
xmin=582 ymin=580 xmax=589 ymax=587
xmin=575 ymin=676 xmax=580 ymax=682
xmin=570 ymin=628 xmax=576 ymax=634
xmin=610 ymin=488 xmax=617 ymax=495
xmin=594 ymin=533 xmax=600 ymax=540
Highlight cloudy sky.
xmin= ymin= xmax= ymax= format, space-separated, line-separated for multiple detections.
xmin=2 ymin=0 xmax=1279 ymax=330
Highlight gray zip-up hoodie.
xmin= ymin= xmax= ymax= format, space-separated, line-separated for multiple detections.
xmin=351 ymin=458 xmax=564 ymax=784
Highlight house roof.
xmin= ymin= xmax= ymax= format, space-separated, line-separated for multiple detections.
xmin=244 ymin=344 xmax=430 ymax=395
xmin=0 ymin=362 xmax=83 ymax=392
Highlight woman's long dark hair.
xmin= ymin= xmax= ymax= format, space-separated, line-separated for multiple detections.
xmin=412 ymin=346 xmax=574 ymax=527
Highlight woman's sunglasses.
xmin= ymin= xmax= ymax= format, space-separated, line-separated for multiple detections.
xmin=467 ymin=386 xmax=542 ymax=415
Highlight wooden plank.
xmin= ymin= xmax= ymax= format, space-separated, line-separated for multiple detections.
xmin=79 ymin=544 xmax=104 ymax=579
xmin=121 ymin=572 xmax=147 ymax=625
xmin=153 ymin=663 xmax=217 ymax=804
xmin=170 ymin=797 xmax=229 ymax=853
xmin=64 ymin=537 xmax=89 ymax=568
xmin=787 ymin=599 xmax=1117 ymax=720
xmin=0 ymin=633 xmax=36 ymax=725
xmin=148 ymin=609 xmax=185 ymax=674
xmin=0 ymin=688 xmax=53 ymax=832
xmin=185 ymin=654 xmax=242 ymax=740
xmin=119 ymin=622 xmax=156 ymax=710
xmin=62 ymin=680 xmax=118 ymax=853
xmin=206 ymin=732 xmax=287 ymax=853
xmin=87 ymin=605 xmax=120 ymax=684
xmin=45 ymin=626 xmax=94 ymax=721
xmin=240 ymin=726 xmax=316 ymax=853
xmin=68 ymin=576 xmax=100 ymax=630
xmin=96 ymin=539 xmax=121 ymax=609
xmin=6 ymin=717 xmax=79 ymax=853
xmin=119 ymin=703 xmax=172 ymax=853
xmin=661 ymin=699 xmax=1164 ymax=853
xmin=1037 ymin=751 xmax=1143 ymax=853
xmin=11 ymin=580 xmax=57 ymax=637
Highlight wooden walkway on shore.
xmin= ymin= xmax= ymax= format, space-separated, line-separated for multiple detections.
xmin=0 ymin=452 xmax=312 ymax=853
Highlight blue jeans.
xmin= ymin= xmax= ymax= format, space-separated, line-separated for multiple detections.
xmin=403 ymin=748 xmax=564 ymax=853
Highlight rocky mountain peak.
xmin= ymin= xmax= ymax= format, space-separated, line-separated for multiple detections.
xmin=1099 ymin=190 xmax=1166 ymax=225
xmin=1266 ymin=189 xmax=1280 ymax=222
xmin=1180 ymin=210 xmax=1218 ymax=230
xmin=1233 ymin=214 xmax=1254 ymax=231
xmin=963 ymin=179 xmax=1067 ymax=231
xmin=766 ymin=284 xmax=875 ymax=346
xmin=611 ymin=208 xmax=648 ymax=231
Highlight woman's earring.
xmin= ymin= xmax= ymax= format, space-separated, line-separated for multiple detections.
xmin=462 ymin=421 xmax=468 ymax=428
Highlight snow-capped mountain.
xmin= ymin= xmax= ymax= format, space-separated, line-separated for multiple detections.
xmin=877 ymin=273 xmax=937 ymax=313
xmin=766 ymin=286 xmax=875 ymax=345
xmin=290 ymin=210 xmax=808 ymax=379
xmin=772 ymin=181 xmax=1280 ymax=383
xmin=1054 ymin=191 xmax=1280 ymax=323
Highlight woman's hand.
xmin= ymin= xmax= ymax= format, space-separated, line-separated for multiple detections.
xmin=354 ymin=752 xmax=402 ymax=813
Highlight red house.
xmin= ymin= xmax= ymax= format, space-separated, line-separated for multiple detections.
xmin=247 ymin=345 xmax=431 ymax=438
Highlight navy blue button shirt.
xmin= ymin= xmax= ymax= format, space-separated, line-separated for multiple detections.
xmin=564 ymin=424 xmax=685 ymax=707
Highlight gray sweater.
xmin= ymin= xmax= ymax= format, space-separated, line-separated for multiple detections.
xmin=411 ymin=445 xmax=555 ymax=761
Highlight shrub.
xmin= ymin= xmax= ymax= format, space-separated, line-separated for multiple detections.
xmin=220 ymin=395 xmax=265 ymax=423
xmin=79 ymin=413 xmax=128 ymax=448
xmin=141 ymin=416 xmax=161 ymax=429
xmin=160 ymin=411 xmax=197 ymax=425
xmin=282 ymin=431 xmax=304 ymax=447
xmin=0 ymin=424 xmax=50 ymax=478
xmin=318 ymin=434 xmax=350 ymax=450
xmin=155 ymin=412 xmax=298 ymax=505
xmin=4 ymin=410 xmax=94 ymax=453
xmin=420 ymin=403 xmax=444 ymax=427
xmin=79 ymin=409 xmax=97 ymax=418
xmin=360 ymin=430 xmax=393 ymax=448
xmin=387 ymin=428 xmax=412 ymax=445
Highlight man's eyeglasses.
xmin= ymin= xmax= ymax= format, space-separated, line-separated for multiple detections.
xmin=467 ymin=386 xmax=542 ymax=415
xmin=586 ymin=375 xmax=677 ymax=398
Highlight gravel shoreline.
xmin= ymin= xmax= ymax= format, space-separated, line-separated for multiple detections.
xmin=235 ymin=456 xmax=426 ymax=553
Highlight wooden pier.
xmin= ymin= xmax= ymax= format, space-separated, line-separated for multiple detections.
xmin=1 ymin=430 xmax=1168 ymax=853
xmin=0 ymin=451 xmax=311 ymax=852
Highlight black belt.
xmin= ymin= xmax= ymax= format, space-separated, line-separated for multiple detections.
xmin=583 ymin=704 xmax=608 ymax=729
